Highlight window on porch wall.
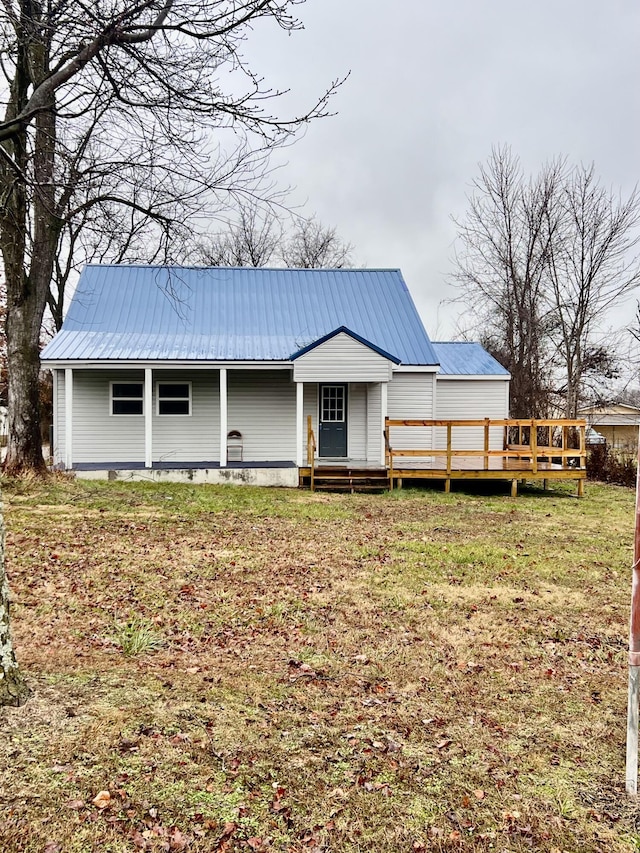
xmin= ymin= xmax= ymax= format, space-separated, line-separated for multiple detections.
xmin=111 ymin=382 xmax=143 ymax=415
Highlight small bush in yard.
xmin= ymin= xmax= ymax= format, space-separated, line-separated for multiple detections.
xmin=587 ymin=443 xmax=637 ymax=487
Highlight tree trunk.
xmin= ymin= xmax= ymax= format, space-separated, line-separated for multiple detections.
xmin=1 ymin=29 xmax=56 ymax=476
xmin=3 ymin=301 xmax=47 ymax=475
xmin=0 ymin=499 xmax=28 ymax=706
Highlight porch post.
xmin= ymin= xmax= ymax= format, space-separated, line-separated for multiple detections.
xmin=296 ymin=382 xmax=304 ymax=467
xmin=51 ymin=369 xmax=58 ymax=465
xmin=220 ymin=368 xmax=228 ymax=467
xmin=64 ymin=367 xmax=73 ymax=470
xmin=144 ymin=368 xmax=153 ymax=469
xmin=380 ymin=382 xmax=388 ymax=466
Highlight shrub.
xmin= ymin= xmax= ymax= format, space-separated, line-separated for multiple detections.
xmin=587 ymin=443 xmax=637 ymax=488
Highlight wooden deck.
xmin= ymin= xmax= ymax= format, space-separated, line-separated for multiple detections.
xmin=301 ymin=417 xmax=587 ymax=496
xmin=387 ymin=418 xmax=586 ymax=496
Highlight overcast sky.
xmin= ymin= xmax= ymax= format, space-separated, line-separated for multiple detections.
xmin=244 ymin=0 xmax=640 ymax=339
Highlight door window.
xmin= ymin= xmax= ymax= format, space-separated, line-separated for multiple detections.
xmin=321 ymin=385 xmax=345 ymax=422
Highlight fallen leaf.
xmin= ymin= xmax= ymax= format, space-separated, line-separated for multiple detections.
xmin=220 ymin=821 xmax=237 ymax=838
xmin=92 ymin=790 xmax=111 ymax=809
xmin=169 ymin=827 xmax=189 ymax=850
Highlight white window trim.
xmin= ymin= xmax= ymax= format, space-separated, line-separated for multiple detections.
xmin=110 ymin=380 xmax=144 ymax=416
xmin=156 ymin=380 xmax=192 ymax=416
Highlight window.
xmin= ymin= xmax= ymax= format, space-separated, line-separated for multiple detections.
xmin=111 ymin=382 xmax=143 ymax=415
xmin=157 ymin=382 xmax=191 ymax=416
xmin=321 ymin=385 xmax=346 ymax=422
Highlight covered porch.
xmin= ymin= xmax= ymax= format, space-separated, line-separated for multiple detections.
xmin=52 ymin=364 xmax=389 ymax=482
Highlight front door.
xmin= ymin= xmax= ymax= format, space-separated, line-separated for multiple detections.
xmin=319 ymin=384 xmax=347 ymax=457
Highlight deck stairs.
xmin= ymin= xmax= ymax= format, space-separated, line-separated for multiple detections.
xmin=301 ymin=465 xmax=390 ymax=493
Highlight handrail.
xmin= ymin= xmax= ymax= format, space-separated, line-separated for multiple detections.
xmin=386 ymin=417 xmax=586 ymax=428
xmin=384 ymin=417 xmax=587 ymax=472
xmin=384 ymin=428 xmax=393 ymax=485
xmin=306 ymin=415 xmax=316 ymax=491
xmin=384 ymin=428 xmax=391 ymax=466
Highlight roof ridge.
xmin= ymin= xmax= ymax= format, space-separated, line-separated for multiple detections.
xmin=84 ymin=263 xmax=403 ymax=273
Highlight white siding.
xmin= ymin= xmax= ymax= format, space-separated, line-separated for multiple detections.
xmin=348 ymin=383 xmax=367 ymax=459
xmin=293 ymin=333 xmax=393 ymax=383
xmin=73 ymin=370 xmax=145 ymax=463
xmin=55 ymin=370 xmax=65 ymax=465
xmin=227 ymin=370 xmax=296 ymax=461
xmin=153 ymin=370 xmax=219 ymax=462
xmin=367 ymin=383 xmax=383 ymax=462
xmin=303 ymin=384 xmax=318 ymax=447
xmin=434 ymin=379 xmax=509 ymax=450
xmin=387 ymin=372 xmax=434 ymax=451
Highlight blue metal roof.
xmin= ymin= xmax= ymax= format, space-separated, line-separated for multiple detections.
xmin=41 ymin=265 xmax=440 ymax=365
xmin=432 ymin=342 xmax=510 ymax=376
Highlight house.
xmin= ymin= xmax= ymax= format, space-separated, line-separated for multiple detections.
xmin=578 ymin=403 xmax=640 ymax=454
xmin=40 ymin=265 xmax=510 ymax=484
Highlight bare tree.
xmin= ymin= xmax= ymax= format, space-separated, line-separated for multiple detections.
xmin=281 ymin=216 xmax=353 ymax=268
xmin=454 ymin=149 xmax=640 ymax=417
xmin=196 ymin=205 xmax=354 ymax=269
xmin=0 ymin=0 xmax=343 ymax=476
xmin=197 ymin=200 xmax=283 ymax=267
xmin=546 ymin=165 xmax=640 ymax=416
xmin=453 ymin=147 xmax=563 ymax=417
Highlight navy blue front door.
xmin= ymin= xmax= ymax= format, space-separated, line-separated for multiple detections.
xmin=319 ymin=385 xmax=347 ymax=457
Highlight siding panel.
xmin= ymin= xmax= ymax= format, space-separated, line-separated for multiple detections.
xmin=387 ymin=373 xmax=434 ymax=451
xmin=152 ymin=370 xmax=219 ymax=462
xmin=55 ymin=370 xmax=65 ymax=465
xmin=367 ymin=383 xmax=383 ymax=462
xmin=228 ymin=370 xmax=296 ymax=461
xmin=434 ymin=379 xmax=508 ymax=450
xmin=348 ymin=383 xmax=367 ymax=459
xmin=73 ymin=370 xmax=145 ymax=463
xmin=294 ymin=333 xmax=393 ymax=382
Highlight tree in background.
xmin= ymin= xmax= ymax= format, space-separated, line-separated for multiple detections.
xmin=197 ymin=200 xmax=284 ymax=268
xmin=453 ymin=148 xmax=562 ymax=416
xmin=547 ymin=165 xmax=640 ymax=416
xmin=280 ymin=216 xmax=354 ymax=268
xmin=0 ymin=0 xmax=343 ymax=476
xmin=197 ymin=201 xmax=354 ymax=269
xmin=454 ymin=147 xmax=640 ymax=417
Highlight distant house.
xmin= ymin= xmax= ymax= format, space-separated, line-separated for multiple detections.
xmin=40 ymin=265 xmax=510 ymax=484
xmin=579 ymin=403 xmax=640 ymax=453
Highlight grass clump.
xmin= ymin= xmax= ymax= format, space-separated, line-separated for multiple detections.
xmin=112 ymin=617 xmax=164 ymax=656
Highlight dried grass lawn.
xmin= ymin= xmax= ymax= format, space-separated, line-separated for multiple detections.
xmin=0 ymin=477 xmax=639 ymax=852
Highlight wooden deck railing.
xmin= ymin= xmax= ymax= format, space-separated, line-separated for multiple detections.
xmin=385 ymin=418 xmax=587 ymax=490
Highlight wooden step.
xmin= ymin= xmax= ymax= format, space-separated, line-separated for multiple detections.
xmin=301 ymin=466 xmax=390 ymax=493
